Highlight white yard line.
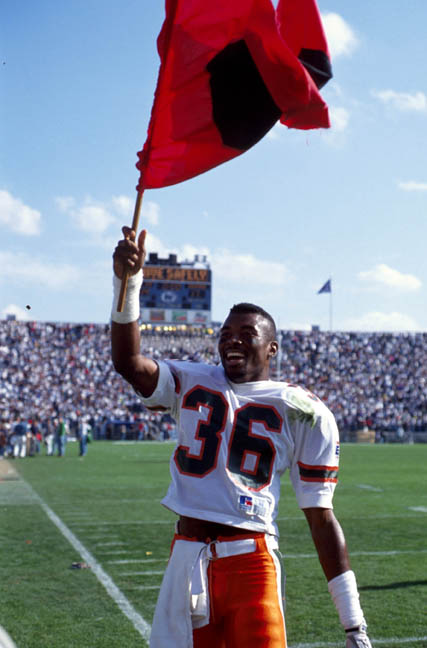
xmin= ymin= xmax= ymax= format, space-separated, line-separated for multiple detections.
xmin=72 ymin=520 xmax=173 ymax=526
xmin=106 ymin=558 xmax=168 ymax=565
xmin=5 ymin=463 xmax=426 ymax=648
xmin=290 ymin=637 xmax=427 ymax=648
xmin=122 ymin=571 xmax=165 ymax=576
xmin=356 ymin=484 xmax=384 ymax=492
xmin=12 ymin=470 xmax=151 ymax=644
xmin=127 ymin=585 xmax=162 ymax=591
xmin=73 ymin=512 xmax=425 ymax=527
xmin=96 ymin=550 xmax=130 ymax=555
xmin=277 ymin=512 xmax=425 ymax=522
xmin=109 ymin=558 xmax=168 ymax=565
xmin=283 ymin=548 xmax=427 ymax=559
xmin=108 ymin=548 xmax=427 ymax=564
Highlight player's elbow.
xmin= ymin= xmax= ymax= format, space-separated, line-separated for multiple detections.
xmin=113 ymin=354 xmax=160 ymax=398
xmin=112 ymin=355 xmax=129 ymax=378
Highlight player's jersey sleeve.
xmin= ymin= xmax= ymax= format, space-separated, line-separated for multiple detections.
xmin=286 ymin=387 xmax=340 ymax=510
xmin=133 ymin=360 xmax=178 ymax=412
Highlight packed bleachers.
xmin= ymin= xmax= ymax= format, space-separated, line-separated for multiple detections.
xmin=1 ymin=320 xmax=426 ymax=446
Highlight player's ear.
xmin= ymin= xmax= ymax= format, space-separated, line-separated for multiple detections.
xmin=268 ymin=341 xmax=279 ymax=358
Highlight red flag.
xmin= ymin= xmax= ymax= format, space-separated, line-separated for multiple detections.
xmin=276 ymin=0 xmax=332 ymax=91
xmin=137 ymin=0 xmax=332 ymax=191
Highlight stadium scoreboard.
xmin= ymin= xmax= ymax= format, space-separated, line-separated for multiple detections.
xmin=140 ymin=252 xmax=211 ymax=326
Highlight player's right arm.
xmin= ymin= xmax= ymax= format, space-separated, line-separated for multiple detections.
xmin=111 ymin=226 xmax=159 ymax=398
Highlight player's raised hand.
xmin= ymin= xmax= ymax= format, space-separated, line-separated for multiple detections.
xmin=113 ymin=227 xmax=147 ymax=279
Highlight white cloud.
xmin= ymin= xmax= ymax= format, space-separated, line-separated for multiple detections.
xmin=143 ymin=235 xmax=288 ymax=286
xmin=110 ymin=195 xmax=161 ymax=226
xmin=212 ymin=249 xmax=288 ymax=286
xmin=0 ymin=190 xmax=41 ymax=235
xmin=111 ymin=195 xmax=133 ymax=218
xmin=398 ymin=180 xmax=427 ymax=192
xmin=321 ymin=13 xmax=358 ymax=59
xmin=55 ymin=194 xmax=161 ymax=234
xmin=343 ymin=311 xmax=420 ymax=332
xmin=142 ymin=201 xmax=160 ymax=226
xmin=287 ymin=321 xmax=311 ymax=332
xmin=266 ymin=104 xmax=350 ymax=141
xmin=265 ymin=123 xmax=281 ymax=141
xmin=319 ymin=105 xmax=350 ymax=147
xmin=372 ymin=90 xmax=427 ymax=112
xmin=329 ymin=106 xmax=350 ymax=132
xmin=56 ymin=195 xmax=116 ymax=233
xmin=1 ymin=303 xmax=32 ymax=321
xmin=72 ymin=203 xmax=116 ymax=233
xmin=55 ymin=196 xmax=75 ymax=212
xmin=358 ymin=264 xmax=422 ymax=292
xmin=0 ymin=251 xmax=81 ymax=289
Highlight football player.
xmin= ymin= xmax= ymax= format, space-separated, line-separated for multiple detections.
xmin=111 ymin=227 xmax=372 ymax=648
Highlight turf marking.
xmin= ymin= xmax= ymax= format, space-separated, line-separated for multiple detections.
xmin=277 ymin=513 xmax=424 ymax=522
xmin=71 ymin=511 xmax=427 ymax=528
xmin=10 ymin=466 xmax=151 ymax=643
xmin=409 ymin=506 xmax=427 ymax=513
xmin=108 ymin=548 xmax=427 ymax=564
xmin=108 ymin=558 xmax=168 ymax=564
xmin=72 ymin=520 xmax=173 ymax=526
xmin=109 ymin=558 xmax=168 ymax=565
xmin=283 ymin=549 xmax=427 ymax=559
xmin=121 ymin=570 xmax=165 ymax=576
xmin=289 ymin=637 xmax=427 ymax=647
xmin=356 ymin=484 xmax=383 ymax=492
xmin=127 ymin=585 xmax=162 ymax=591
xmin=96 ymin=550 xmax=130 ymax=555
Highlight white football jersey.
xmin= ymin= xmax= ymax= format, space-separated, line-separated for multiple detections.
xmin=137 ymin=360 xmax=340 ymax=536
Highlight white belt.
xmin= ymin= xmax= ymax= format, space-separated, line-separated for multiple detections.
xmin=191 ymin=537 xmax=257 ymax=628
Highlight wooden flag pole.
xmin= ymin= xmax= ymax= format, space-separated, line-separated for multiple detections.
xmin=116 ymin=190 xmax=144 ymax=312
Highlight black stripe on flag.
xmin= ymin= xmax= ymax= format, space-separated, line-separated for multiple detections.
xmin=207 ymin=39 xmax=281 ymax=151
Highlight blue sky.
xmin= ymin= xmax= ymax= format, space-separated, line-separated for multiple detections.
xmin=2 ymin=0 xmax=427 ymax=331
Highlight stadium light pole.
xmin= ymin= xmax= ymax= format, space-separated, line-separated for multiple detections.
xmin=276 ymin=316 xmax=282 ymax=380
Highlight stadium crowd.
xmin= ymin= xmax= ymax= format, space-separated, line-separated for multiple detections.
xmin=1 ymin=319 xmax=427 ymax=455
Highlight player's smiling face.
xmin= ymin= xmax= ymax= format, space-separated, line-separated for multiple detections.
xmin=218 ymin=312 xmax=278 ymax=383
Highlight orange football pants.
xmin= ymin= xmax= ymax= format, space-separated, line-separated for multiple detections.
xmin=190 ymin=534 xmax=287 ymax=648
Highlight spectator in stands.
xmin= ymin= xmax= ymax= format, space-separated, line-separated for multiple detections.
xmin=1 ymin=310 xmax=427 ymax=442
xmin=0 ymin=428 xmax=6 ymax=458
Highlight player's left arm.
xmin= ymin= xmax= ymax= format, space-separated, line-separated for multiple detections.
xmin=303 ymin=506 xmax=350 ymax=580
xmin=303 ymin=507 xmax=372 ymax=648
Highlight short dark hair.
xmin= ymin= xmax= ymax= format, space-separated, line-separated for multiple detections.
xmin=227 ymin=302 xmax=277 ymax=340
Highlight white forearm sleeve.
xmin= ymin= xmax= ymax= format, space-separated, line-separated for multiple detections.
xmin=328 ymin=570 xmax=364 ymax=630
xmin=111 ymin=270 xmax=143 ymax=324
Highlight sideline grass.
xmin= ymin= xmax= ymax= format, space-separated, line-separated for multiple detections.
xmin=1 ymin=442 xmax=426 ymax=647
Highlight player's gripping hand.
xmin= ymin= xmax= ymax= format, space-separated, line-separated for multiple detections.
xmin=113 ymin=227 xmax=147 ymax=279
xmin=345 ymin=622 xmax=372 ymax=648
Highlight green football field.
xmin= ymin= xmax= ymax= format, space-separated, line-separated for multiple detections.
xmin=0 ymin=442 xmax=426 ymax=648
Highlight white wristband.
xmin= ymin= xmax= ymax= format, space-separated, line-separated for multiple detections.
xmin=111 ymin=270 xmax=143 ymax=324
xmin=328 ymin=570 xmax=364 ymax=630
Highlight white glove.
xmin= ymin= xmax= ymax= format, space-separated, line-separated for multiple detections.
xmin=345 ymin=622 xmax=372 ymax=648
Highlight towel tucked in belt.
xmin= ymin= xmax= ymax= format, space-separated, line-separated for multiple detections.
xmin=149 ymin=537 xmax=257 ymax=648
